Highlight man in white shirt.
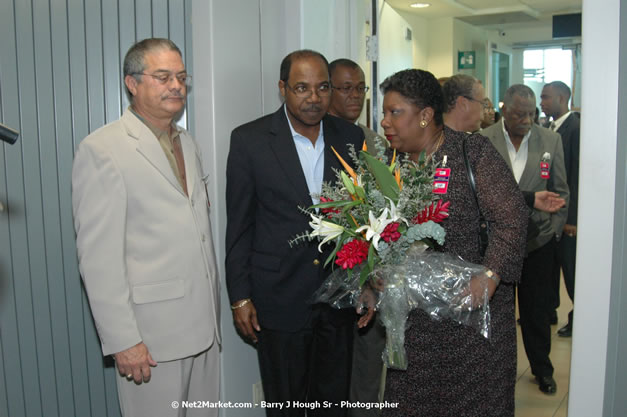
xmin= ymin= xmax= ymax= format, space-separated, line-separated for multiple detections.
xmin=481 ymin=84 xmax=569 ymax=396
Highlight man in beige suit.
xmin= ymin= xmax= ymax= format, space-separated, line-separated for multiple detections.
xmin=72 ymin=38 xmax=220 ymax=416
xmin=481 ymin=84 xmax=568 ymax=396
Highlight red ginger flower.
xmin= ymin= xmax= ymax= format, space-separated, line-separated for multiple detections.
xmin=412 ymin=200 xmax=450 ymax=224
xmin=320 ymin=196 xmax=341 ymax=216
xmin=335 ymin=239 xmax=370 ymax=270
xmin=381 ymin=222 xmax=402 ymax=243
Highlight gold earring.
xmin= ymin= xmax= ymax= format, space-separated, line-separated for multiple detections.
xmin=420 ymin=120 xmax=428 ymax=128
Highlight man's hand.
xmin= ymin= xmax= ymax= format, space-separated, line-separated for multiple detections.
xmin=356 ymin=286 xmax=377 ymax=328
xmin=563 ymin=224 xmax=577 ymax=237
xmin=114 ymin=342 xmax=157 ymax=384
xmin=232 ymin=300 xmax=260 ymax=343
xmin=534 ymin=191 xmax=566 ymax=213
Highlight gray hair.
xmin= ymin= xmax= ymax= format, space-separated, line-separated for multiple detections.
xmin=442 ymin=74 xmax=479 ymax=112
xmin=503 ymin=84 xmax=536 ymax=107
xmin=123 ymin=38 xmax=182 ymax=97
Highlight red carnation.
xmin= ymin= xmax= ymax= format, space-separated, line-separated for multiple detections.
xmin=412 ymin=200 xmax=450 ymax=224
xmin=381 ymin=222 xmax=402 ymax=242
xmin=335 ymin=239 xmax=370 ymax=270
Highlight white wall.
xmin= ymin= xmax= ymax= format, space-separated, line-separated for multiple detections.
xmin=378 ymin=3 xmax=413 ymax=86
xmin=569 ymin=0 xmax=624 ymax=415
xmin=425 ymin=17 xmax=455 ymax=77
xmin=191 ymin=1 xmax=265 ymax=415
xmin=376 ymin=2 xmax=413 ymax=133
xmin=395 ymin=10 xmax=429 ymax=70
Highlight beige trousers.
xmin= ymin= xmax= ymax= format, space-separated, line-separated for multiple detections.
xmin=116 ymin=344 xmax=220 ymax=417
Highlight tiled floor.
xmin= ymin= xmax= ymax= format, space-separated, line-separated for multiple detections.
xmin=515 ymin=279 xmax=573 ymax=417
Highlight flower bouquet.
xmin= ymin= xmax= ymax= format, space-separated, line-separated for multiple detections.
xmin=295 ymin=139 xmax=491 ymax=370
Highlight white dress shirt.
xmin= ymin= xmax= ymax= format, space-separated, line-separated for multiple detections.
xmin=284 ymin=105 xmax=325 ymax=205
xmin=502 ymin=119 xmax=531 ymax=183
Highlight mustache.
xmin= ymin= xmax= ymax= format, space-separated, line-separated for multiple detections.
xmin=302 ymin=104 xmax=322 ymax=112
xmin=163 ymin=91 xmax=185 ymax=99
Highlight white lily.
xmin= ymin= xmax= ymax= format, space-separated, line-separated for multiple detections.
xmin=386 ymin=197 xmax=408 ymax=225
xmin=309 ymin=213 xmax=345 ymax=252
xmin=355 ymin=208 xmax=393 ymax=250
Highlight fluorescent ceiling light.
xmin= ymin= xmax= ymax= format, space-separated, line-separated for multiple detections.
xmin=410 ymin=2 xmax=431 ymax=8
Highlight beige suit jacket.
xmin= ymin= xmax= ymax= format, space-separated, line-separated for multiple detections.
xmin=72 ymin=108 xmax=220 ymax=361
xmin=481 ymin=121 xmax=569 ymax=252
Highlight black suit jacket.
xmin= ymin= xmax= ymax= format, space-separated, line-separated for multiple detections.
xmin=225 ymin=106 xmax=365 ymax=331
xmin=556 ymin=112 xmax=580 ymax=225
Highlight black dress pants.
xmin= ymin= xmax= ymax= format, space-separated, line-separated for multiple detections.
xmin=257 ymin=304 xmax=354 ymax=417
xmin=518 ymin=238 xmax=556 ymax=378
xmin=550 ymin=234 xmax=577 ymax=324
xmin=558 ymin=234 xmax=577 ymax=324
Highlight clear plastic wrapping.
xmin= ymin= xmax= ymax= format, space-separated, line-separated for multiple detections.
xmin=312 ymin=244 xmax=491 ymax=370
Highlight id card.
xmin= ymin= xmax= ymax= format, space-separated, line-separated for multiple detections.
xmin=540 ymin=162 xmax=550 ymax=180
xmin=433 ymin=181 xmax=449 ymax=194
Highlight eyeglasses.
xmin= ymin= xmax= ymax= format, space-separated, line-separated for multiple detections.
xmin=463 ymin=96 xmax=490 ymax=109
xmin=133 ymin=72 xmax=192 ymax=86
xmin=285 ymin=82 xmax=331 ymax=98
xmin=332 ymin=85 xmax=370 ymax=95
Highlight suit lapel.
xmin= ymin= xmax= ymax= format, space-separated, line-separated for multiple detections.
xmin=268 ymin=108 xmax=313 ymax=205
xmin=322 ymin=116 xmax=345 ymax=183
xmin=489 ymin=125 xmax=514 ymax=171
xmin=557 ymin=113 xmax=575 ymax=138
xmin=179 ymin=131 xmax=197 ymax=194
xmin=123 ymin=109 xmax=186 ymax=196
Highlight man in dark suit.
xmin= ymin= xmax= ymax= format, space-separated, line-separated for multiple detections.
xmin=541 ymin=81 xmax=580 ymax=337
xmin=226 ymin=50 xmax=365 ymax=417
xmin=481 ymin=84 xmax=569 ymax=395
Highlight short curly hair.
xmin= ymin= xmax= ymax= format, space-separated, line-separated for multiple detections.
xmin=442 ymin=74 xmax=478 ymax=112
xmin=380 ymin=69 xmax=444 ymax=126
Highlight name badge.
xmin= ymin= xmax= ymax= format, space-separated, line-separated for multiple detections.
xmin=540 ymin=161 xmax=550 ymax=180
xmin=433 ymin=181 xmax=449 ymax=194
xmin=433 ymin=156 xmax=450 ymax=194
xmin=435 ymin=168 xmax=451 ymax=180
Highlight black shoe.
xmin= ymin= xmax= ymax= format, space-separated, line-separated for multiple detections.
xmin=558 ymin=323 xmax=572 ymax=337
xmin=536 ymin=375 xmax=557 ymax=394
xmin=550 ymin=310 xmax=558 ymax=325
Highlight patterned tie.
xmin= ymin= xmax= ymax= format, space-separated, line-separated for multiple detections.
xmin=550 ymin=122 xmax=557 ymax=131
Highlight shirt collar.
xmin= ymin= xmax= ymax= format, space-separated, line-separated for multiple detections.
xmin=129 ymin=106 xmax=181 ymax=139
xmin=551 ymin=111 xmax=572 ymax=132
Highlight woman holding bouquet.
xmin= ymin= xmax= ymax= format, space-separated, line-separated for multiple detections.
xmin=379 ymin=69 xmax=528 ymax=416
